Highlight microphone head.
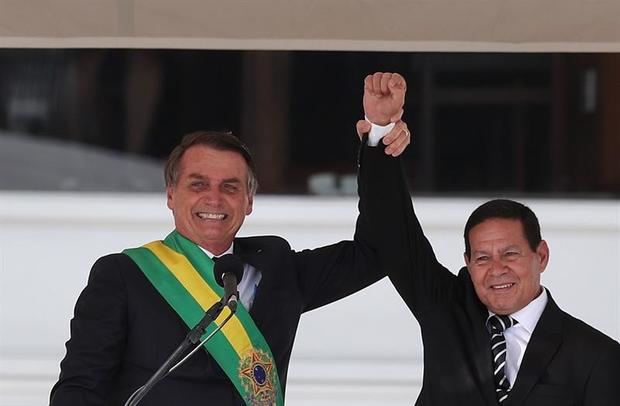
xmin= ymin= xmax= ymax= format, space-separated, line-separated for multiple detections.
xmin=213 ymin=254 xmax=244 ymax=287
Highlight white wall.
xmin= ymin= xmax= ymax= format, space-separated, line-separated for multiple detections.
xmin=0 ymin=192 xmax=618 ymax=406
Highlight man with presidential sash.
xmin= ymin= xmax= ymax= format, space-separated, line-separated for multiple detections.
xmin=50 ymin=72 xmax=412 ymax=405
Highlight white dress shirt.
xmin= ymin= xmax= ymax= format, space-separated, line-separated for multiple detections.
xmin=488 ymin=288 xmax=548 ymax=386
xmin=365 ymin=117 xmax=395 ymax=146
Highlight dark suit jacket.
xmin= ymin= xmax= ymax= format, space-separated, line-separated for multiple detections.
xmin=50 ymin=143 xmax=390 ymax=406
xmin=361 ymin=151 xmax=620 ymax=406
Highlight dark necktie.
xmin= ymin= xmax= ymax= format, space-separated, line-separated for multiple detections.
xmin=486 ymin=314 xmax=518 ymax=403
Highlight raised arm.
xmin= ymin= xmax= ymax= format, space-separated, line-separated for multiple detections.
xmin=357 ymin=74 xmax=457 ymax=319
xmin=294 ymin=72 xmax=408 ymax=310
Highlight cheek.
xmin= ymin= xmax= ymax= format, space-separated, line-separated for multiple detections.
xmin=527 ymin=268 xmax=541 ymax=286
xmin=232 ymin=196 xmax=252 ymax=216
xmin=468 ymin=268 xmax=487 ymax=291
xmin=469 ymin=267 xmax=485 ymax=284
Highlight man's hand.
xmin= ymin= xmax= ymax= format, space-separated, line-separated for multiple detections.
xmin=357 ymin=120 xmax=411 ymax=157
xmin=363 ymin=72 xmax=406 ymax=125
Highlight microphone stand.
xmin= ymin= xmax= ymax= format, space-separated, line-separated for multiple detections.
xmin=126 ymin=300 xmax=225 ymax=406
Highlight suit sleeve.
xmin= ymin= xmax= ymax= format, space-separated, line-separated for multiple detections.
xmin=355 ymin=140 xmax=457 ymax=318
xmin=49 ymin=255 xmax=128 ymax=406
xmin=291 ymin=139 xmax=392 ymax=312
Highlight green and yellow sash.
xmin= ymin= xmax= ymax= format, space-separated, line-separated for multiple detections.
xmin=123 ymin=231 xmax=283 ymax=406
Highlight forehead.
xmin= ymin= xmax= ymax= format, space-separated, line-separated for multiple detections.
xmin=468 ymin=218 xmax=528 ymax=247
xmin=178 ymin=145 xmax=249 ymax=179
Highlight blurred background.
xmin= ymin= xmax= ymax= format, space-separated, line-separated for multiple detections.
xmin=1 ymin=49 xmax=619 ymax=196
xmin=1 ymin=2 xmax=619 ymax=406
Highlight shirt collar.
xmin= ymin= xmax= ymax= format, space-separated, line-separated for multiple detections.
xmin=198 ymin=242 xmax=234 ymax=259
xmin=488 ymin=286 xmax=548 ymax=334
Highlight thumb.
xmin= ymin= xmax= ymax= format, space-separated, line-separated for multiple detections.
xmin=356 ymin=119 xmax=371 ymax=139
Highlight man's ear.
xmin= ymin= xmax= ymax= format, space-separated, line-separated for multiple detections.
xmin=537 ymin=240 xmax=550 ymax=273
xmin=166 ymin=186 xmax=174 ymax=210
xmin=245 ymin=194 xmax=253 ymax=216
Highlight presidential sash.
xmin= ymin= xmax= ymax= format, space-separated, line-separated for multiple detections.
xmin=123 ymin=231 xmax=283 ymax=406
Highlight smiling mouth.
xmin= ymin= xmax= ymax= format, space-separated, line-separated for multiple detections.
xmin=196 ymin=212 xmax=227 ymax=220
xmin=491 ymin=283 xmax=515 ymax=290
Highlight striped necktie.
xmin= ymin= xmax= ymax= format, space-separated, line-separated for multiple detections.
xmin=487 ymin=314 xmax=518 ymax=403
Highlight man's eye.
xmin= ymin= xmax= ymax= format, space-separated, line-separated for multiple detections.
xmin=475 ymin=256 xmax=489 ymax=263
xmin=223 ymin=184 xmax=239 ymax=193
xmin=191 ymin=181 xmax=205 ymax=188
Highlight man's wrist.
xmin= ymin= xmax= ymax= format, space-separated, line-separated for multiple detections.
xmin=365 ymin=116 xmax=395 ymax=147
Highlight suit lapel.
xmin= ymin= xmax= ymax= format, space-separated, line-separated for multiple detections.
xmin=505 ymin=293 xmax=564 ymax=406
xmin=461 ymin=269 xmax=500 ymax=406
xmin=233 ymin=238 xmax=272 ymax=319
xmin=469 ymin=306 xmax=500 ymax=406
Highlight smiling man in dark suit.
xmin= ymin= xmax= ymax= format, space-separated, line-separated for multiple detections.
xmin=362 ymin=139 xmax=620 ymax=404
xmin=49 ymin=72 xmax=412 ymax=406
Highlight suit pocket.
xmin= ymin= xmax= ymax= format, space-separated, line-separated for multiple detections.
xmin=526 ymin=384 xmax=574 ymax=406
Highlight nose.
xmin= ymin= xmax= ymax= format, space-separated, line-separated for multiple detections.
xmin=488 ymin=256 xmax=508 ymax=276
xmin=202 ymin=187 xmax=223 ymax=206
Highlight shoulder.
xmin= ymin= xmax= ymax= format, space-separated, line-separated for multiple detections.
xmin=91 ymin=252 xmax=138 ymax=273
xmin=542 ymin=294 xmax=620 ymax=358
xmin=94 ymin=252 xmax=137 ymax=268
xmin=557 ymin=310 xmax=620 ymax=384
xmin=87 ymin=252 xmax=142 ymax=286
xmin=235 ymin=235 xmax=291 ymax=253
xmin=560 ymin=309 xmax=620 ymax=351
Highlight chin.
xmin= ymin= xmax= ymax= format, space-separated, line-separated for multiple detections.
xmin=486 ymin=299 xmax=514 ymax=315
xmin=492 ymin=307 xmax=512 ymax=315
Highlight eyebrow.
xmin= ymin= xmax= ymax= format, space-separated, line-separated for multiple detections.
xmin=221 ymin=178 xmax=242 ymax=184
xmin=472 ymin=245 xmax=522 ymax=256
xmin=186 ymin=173 xmax=242 ymax=184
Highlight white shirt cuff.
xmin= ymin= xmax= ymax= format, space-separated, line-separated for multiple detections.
xmin=365 ymin=116 xmax=395 ymax=147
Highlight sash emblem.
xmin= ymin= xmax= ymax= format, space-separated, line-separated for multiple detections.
xmin=239 ymin=349 xmax=277 ymax=405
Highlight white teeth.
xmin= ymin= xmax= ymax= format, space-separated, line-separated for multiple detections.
xmin=492 ymin=283 xmax=513 ymax=289
xmin=197 ymin=212 xmax=225 ymax=220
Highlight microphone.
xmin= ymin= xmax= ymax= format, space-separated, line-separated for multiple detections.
xmin=213 ymin=254 xmax=244 ymax=312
